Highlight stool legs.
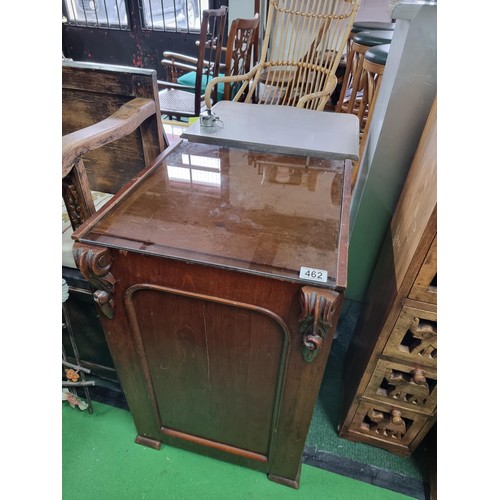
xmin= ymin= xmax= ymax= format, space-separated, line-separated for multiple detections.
xmin=350 ymin=58 xmax=386 ymax=190
xmin=335 ymin=41 xmax=369 ymax=114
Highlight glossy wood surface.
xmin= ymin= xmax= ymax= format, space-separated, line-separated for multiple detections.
xmin=126 ymin=284 xmax=286 ymax=456
xmin=73 ymin=140 xmax=352 ymax=487
xmin=75 ymin=141 xmax=349 ymax=289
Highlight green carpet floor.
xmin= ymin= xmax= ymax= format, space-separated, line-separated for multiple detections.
xmin=62 ymin=401 xmax=414 ymax=499
xmin=62 ymin=299 xmax=432 ymax=499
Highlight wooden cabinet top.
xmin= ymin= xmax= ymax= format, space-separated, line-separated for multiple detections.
xmin=74 ymin=141 xmax=351 ymax=290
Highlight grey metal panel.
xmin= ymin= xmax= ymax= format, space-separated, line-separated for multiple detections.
xmin=181 ymin=101 xmax=360 ymax=161
xmin=347 ymin=1 xmax=437 ymax=302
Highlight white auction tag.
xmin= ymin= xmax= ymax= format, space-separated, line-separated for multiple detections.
xmin=299 ymin=267 xmax=328 ymax=283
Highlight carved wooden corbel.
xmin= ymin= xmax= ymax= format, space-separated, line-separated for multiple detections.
xmin=299 ymin=287 xmax=338 ymax=363
xmin=73 ymin=243 xmax=116 ymax=319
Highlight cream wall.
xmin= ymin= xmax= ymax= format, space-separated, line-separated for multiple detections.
xmin=228 ymin=0 xmax=392 ymax=24
xmin=356 ymin=0 xmax=393 ymax=21
xmin=227 ymin=1 xmax=255 ymax=25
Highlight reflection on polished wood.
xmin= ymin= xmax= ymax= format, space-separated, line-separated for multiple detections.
xmin=75 ymin=141 xmax=348 ymax=288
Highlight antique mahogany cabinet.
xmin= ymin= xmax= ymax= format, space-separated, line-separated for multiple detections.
xmin=72 ymin=140 xmax=353 ymax=487
xmin=339 ymin=99 xmax=437 ymax=455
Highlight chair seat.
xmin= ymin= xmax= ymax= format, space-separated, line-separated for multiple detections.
xmin=259 ymin=58 xmax=335 ymax=85
xmin=365 ymin=44 xmax=391 ymax=66
xmin=351 ymin=21 xmax=395 ymax=34
xmin=62 ymin=191 xmax=114 ymax=269
xmin=353 ymin=30 xmax=394 ymax=47
xmin=158 ymin=88 xmax=207 ymax=117
xmin=177 ymin=71 xmax=225 ymax=101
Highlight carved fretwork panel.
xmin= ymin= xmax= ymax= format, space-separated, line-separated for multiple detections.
xmin=383 ymin=306 xmax=437 ymax=368
xmin=230 ymin=32 xmax=253 ymax=79
xmin=299 ymin=287 xmax=339 ymax=363
xmin=350 ymin=400 xmax=430 ymax=448
xmin=340 ymin=105 xmax=437 ymax=456
xmin=362 ymin=408 xmax=408 ymax=440
xmin=365 ymin=359 xmax=437 ymax=414
xmin=406 ymin=318 xmax=437 ymax=359
xmin=73 ymin=243 xmax=116 ymax=319
xmin=226 ymin=22 xmax=258 ymax=101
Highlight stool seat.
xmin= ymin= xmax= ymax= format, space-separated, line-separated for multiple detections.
xmin=353 ymin=30 xmax=394 ymax=47
xmin=364 ymin=44 xmax=391 ymax=66
xmin=351 ymin=21 xmax=395 ymax=34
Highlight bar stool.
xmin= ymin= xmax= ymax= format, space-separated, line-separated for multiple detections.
xmin=351 ymin=44 xmax=391 ymax=189
xmin=347 ymin=21 xmax=395 ymax=55
xmin=335 ymin=30 xmax=393 ymax=115
xmin=332 ymin=22 xmax=394 ymax=107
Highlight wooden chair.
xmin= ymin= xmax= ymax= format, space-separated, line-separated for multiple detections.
xmin=63 ymin=60 xmax=166 ymax=215
xmin=222 ymin=14 xmax=260 ymax=101
xmin=157 ymin=7 xmax=228 ymax=120
xmin=62 ymin=60 xmax=166 ymax=387
xmin=204 ymin=0 xmax=360 ymax=112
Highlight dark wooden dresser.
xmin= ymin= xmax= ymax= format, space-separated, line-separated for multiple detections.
xmin=72 ymin=140 xmax=353 ymax=488
xmin=339 ymin=99 xmax=437 ymax=455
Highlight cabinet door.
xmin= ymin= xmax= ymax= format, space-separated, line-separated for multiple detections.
xmin=125 ymin=285 xmax=290 ymax=459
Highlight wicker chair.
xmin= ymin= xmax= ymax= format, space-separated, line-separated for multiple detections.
xmin=204 ymin=0 xmax=360 ymax=112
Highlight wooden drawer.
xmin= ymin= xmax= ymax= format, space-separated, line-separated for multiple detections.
xmin=383 ymin=305 xmax=437 ymax=368
xmin=342 ymin=399 xmax=435 ymax=455
xmin=408 ymin=235 xmax=437 ymax=304
xmin=364 ymin=358 xmax=437 ymax=415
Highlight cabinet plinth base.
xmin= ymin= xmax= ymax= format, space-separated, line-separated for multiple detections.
xmin=135 ymin=435 xmax=162 ymax=450
xmin=268 ymin=465 xmax=301 ymax=489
